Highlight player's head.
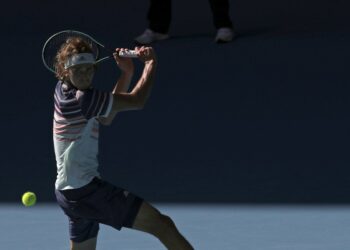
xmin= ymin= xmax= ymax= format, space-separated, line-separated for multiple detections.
xmin=55 ymin=37 xmax=96 ymax=89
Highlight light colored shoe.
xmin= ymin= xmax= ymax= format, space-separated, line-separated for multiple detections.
xmin=135 ymin=29 xmax=169 ymax=45
xmin=215 ymin=28 xmax=235 ymax=43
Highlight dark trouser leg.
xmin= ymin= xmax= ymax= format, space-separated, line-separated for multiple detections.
xmin=208 ymin=0 xmax=233 ymax=29
xmin=148 ymin=0 xmax=172 ymax=34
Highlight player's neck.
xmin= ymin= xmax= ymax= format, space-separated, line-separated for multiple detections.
xmin=63 ymin=81 xmax=77 ymax=90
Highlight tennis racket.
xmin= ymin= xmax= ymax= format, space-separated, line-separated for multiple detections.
xmin=42 ymin=30 xmax=138 ymax=74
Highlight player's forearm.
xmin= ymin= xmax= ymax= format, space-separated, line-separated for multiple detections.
xmin=113 ymin=71 xmax=133 ymax=94
xmin=130 ymin=60 xmax=157 ymax=108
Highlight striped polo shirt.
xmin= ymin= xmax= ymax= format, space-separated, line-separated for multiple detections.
xmin=53 ymin=81 xmax=113 ymax=190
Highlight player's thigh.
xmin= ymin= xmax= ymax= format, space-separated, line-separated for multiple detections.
xmin=131 ymin=201 xmax=173 ymax=234
xmin=132 ymin=202 xmax=161 ymax=231
xmin=70 ymin=237 xmax=97 ymax=250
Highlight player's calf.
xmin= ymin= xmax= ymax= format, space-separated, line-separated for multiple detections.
xmin=132 ymin=202 xmax=194 ymax=250
xmin=156 ymin=214 xmax=194 ymax=250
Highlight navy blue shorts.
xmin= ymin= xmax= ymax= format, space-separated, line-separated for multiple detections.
xmin=55 ymin=178 xmax=143 ymax=243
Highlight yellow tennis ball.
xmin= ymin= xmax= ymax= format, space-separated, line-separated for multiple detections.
xmin=22 ymin=191 xmax=36 ymax=207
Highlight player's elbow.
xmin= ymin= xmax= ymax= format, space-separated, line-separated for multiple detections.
xmin=135 ymin=100 xmax=146 ymax=110
xmin=101 ymin=120 xmax=113 ymax=126
xmin=130 ymin=102 xmax=145 ymax=111
xmin=132 ymin=93 xmax=147 ymax=110
xmin=98 ymin=117 xmax=113 ymax=126
xmin=112 ymin=92 xmax=147 ymax=112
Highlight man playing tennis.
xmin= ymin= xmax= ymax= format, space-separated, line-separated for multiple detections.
xmin=53 ymin=37 xmax=193 ymax=250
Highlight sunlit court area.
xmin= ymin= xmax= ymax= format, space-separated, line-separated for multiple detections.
xmin=1 ymin=0 xmax=350 ymax=249
xmin=2 ymin=204 xmax=350 ymax=249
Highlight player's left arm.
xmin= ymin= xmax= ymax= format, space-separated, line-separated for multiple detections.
xmin=99 ymin=48 xmax=134 ymax=126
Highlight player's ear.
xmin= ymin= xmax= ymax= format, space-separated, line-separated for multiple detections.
xmin=63 ymin=69 xmax=69 ymax=79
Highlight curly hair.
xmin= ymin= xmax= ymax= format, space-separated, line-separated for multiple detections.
xmin=55 ymin=37 xmax=94 ymax=80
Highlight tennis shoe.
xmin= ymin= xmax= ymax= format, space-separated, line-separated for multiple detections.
xmin=215 ymin=28 xmax=235 ymax=43
xmin=135 ymin=29 xmax=169 ymax=45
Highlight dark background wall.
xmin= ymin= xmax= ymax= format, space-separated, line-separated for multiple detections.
xmin=1 ymin=0 xmax=350 ymax=203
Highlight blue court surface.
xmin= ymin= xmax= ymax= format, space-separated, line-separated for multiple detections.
xmin=1 ymin=203 xmax=350 ymax=249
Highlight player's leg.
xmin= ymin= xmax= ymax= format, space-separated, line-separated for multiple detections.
xmin=70 ymin=237 xmax=97 ymax=250
xmin=67 ymin=218 xmax=99 ymax=250
xmin=130 ymin=201 xmax=194 ymax=250
xmin=55 ymin=187 xmax=100 ymax=250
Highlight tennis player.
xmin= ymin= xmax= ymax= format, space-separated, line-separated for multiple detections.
xmin=53 ymin=37 xmax=193 ymax=250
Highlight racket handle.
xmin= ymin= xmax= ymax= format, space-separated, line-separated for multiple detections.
xmin=118 ymin=50 xmax=138 ymax=58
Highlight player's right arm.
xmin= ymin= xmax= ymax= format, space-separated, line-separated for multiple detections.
xmin=113 ymin=46 xmax=157 ymax=111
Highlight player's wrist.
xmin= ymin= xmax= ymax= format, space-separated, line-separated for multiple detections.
xmin=120 ymin=69 xmax=134 ymax=76
xmin=145 ymin=59 xmax=157 ymax=66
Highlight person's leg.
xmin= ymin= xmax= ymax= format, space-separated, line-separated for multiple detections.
xmin=209 ymin=0 xmax=235 ymax=42
xmin=55 ymin=186 xmax=100 ymax=250
xmin=208 ymin=0 xmax=233 ymax=29
xmin=70 ymin=237 xmax=97 ymax=250
xmin=148 ymin=0 xmax=172 ymax=34
xmin=66 ymin=217 xmax=99 ymax=250
xmin=131 ymin=201 xmax=194 ymax=250
xmin=135 ymin=0 xmax=171 ymax=44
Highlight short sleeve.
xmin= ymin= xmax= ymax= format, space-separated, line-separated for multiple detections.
xmin=76 ymin=88 xmax=113 ymax=119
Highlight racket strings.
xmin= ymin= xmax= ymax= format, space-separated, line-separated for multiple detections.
xmin=42 ymin=31 xmax=101 ymax=74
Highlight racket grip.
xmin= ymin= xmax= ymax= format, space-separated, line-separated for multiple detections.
xmin=118 ymin=50 xmax=138 ymax=58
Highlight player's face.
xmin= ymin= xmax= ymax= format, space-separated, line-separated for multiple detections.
xmin=68 ymin=64 xmax=95 ymax=90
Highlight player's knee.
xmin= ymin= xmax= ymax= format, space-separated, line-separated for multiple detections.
xmin=153 ymin=214 xmax=176 ymax=237
xmin=136 ymin=208 xmax=176 ymax=238
xmin=161 ymin=214 xmax=175 ymax=229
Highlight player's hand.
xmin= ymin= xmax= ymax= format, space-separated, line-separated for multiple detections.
xmin=113 ymin=48 xmax=134 ymax=74
xmin=135 ymin=46 xmax=157 ymax=64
